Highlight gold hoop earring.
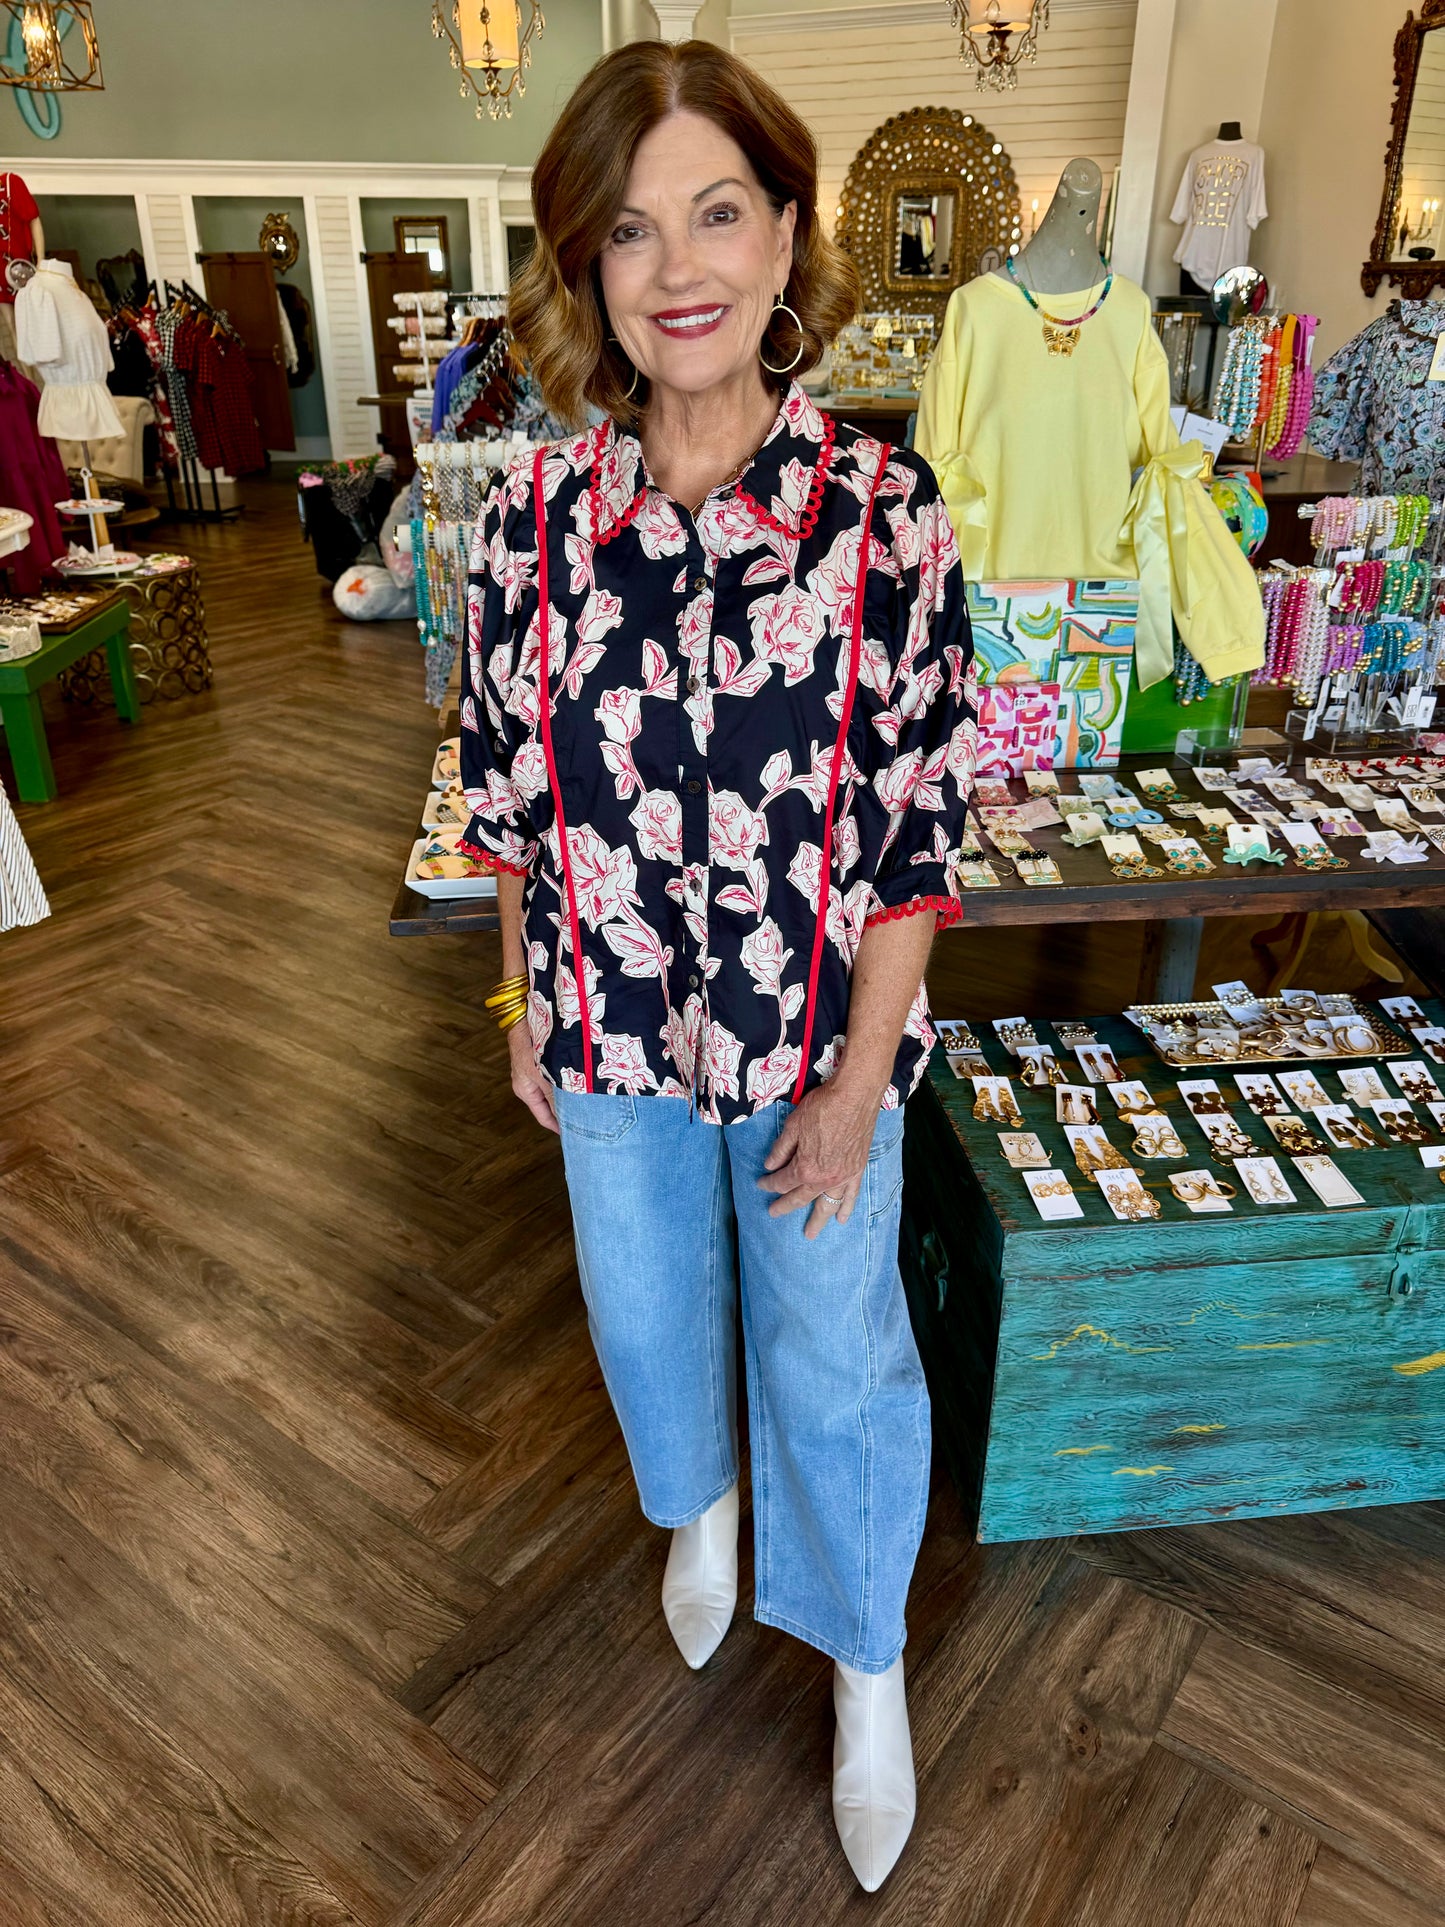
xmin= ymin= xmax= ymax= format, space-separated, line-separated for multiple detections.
xmin=608 ymin=336 xmax=641 ymax=401
xmin=759 ymin=294 xmax=805 ymax=375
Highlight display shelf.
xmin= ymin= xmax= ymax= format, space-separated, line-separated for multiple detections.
xmin=901 ymin=1003 xmax=1445 ymax=1544
xmin=389 ymin=752 xmax=1445 ymax=942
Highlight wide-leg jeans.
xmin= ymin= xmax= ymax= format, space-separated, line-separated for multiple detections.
xmin=554 ymin=1089 xmax=931 ymax=1674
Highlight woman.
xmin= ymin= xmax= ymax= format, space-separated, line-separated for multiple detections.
xmin=458 ymin=41 xmax=976 ymax=1893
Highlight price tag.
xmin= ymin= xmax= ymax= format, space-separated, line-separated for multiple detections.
xmin=1429 ymin=333 xmax=1445 ymax=382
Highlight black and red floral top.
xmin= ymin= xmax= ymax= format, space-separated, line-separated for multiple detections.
xmin=459 ymin=381 xmax=977 ymax=1123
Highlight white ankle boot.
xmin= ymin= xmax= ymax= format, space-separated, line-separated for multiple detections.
xmin=832 ymin=1656 xmax=916 ymax=1892
xmin=660 ymin=1483 xmax=738 ymax=1669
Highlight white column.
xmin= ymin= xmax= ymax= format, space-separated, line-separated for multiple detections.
xmin=1110 ymin=0 xmax=1178 ymax=285
xmin=649 ymin=0 xmax=700 ymax=40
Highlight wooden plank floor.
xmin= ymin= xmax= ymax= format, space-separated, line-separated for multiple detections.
xmin=2 ymin=481 xmax=1443 ymax=1927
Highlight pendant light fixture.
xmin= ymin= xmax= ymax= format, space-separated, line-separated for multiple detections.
xmin=946 ymin=0 xmax=1049 ymax=91
xmin=0 ymin=1 xmax=103 ymax=91
xmin=431 ymin=0 xmax=542 ymax=121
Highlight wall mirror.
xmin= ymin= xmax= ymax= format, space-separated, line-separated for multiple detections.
xmin=1365 ymin=1 xmax=1445 ymax=295
xmin=894 ymin=190 xmax=957 ymax=280
xmin=836 ymin=106 xmax=1022 ymax=327
xmin=395 ymin=215 xmax=451 ymax=285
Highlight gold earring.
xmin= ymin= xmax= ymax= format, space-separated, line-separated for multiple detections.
xmin=759 ymin=293 xmax=805 ymax=374
xmin=608 ymin=337 xmax=641 ymax=401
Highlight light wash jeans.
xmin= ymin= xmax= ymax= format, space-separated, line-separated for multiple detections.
xmin=554 ymin=1089 xmax=931 ymax=1674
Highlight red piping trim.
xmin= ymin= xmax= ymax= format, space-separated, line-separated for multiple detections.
xmin=864 ymin=894 xmax=963 ymax=929
xmin=533 ymin=447 xmax=595 ymax=1091
xmin=455 ymin=837 xmax=533 ymax=877
xmin=792 ymin=442 xmax=891 ymax=1104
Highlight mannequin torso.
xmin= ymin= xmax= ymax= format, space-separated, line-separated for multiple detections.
xmin=994 ymin=158 xmax=1106 ymax=296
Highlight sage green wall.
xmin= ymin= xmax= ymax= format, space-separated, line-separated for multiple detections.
xmin=359 ymin=198 xmax=472 ymax=288
xmin=38 ymin=192 xmax=142 ymax=278
xmin=193 ymin=196 xmax=330 ymax=449
xmin=0 ymin=0 xmax=602 ymax=162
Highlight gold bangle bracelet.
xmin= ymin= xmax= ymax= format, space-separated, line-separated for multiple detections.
xmin=497 ymin=1006 xmax=528 ymax=1032
xmin=485 ymin=977 xmax=529 ymax=1011
xmin=489 ymin=994 xmax=529 ymax=1021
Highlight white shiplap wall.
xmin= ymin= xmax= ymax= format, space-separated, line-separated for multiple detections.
xmin=731 ymin=0 xmax=1139 ymax=238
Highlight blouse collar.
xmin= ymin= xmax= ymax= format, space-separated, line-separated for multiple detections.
xmin=588 ymin=379 xmax=837 ymax=544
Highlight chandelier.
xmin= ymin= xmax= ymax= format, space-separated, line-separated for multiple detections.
xmin=0 ymin=1 xmax=103 ymax=91
xmin=947 ymin=0 xmax=1049 ymax=91
xmin=431 ymin=0 xmax=542 ymax=122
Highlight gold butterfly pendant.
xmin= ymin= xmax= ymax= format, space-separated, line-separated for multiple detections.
xmin=1042 ymin=323 xmax=1080 ymax=357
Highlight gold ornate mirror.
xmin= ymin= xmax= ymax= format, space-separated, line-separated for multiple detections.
xmin=1364 ymin=0 xmax=1445 ymax=295
xmin=836 ymin=106 xmax=1022 ymax=327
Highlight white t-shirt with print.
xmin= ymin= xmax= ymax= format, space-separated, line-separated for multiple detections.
xmin=1170 ymin=141 xmax=1268 ymax=286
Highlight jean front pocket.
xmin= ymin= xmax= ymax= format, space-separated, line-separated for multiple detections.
xmin=866 ymin=1105 xmax=906 ymax=1220
xmin=557 ymin=1091 xmax=638 ymax=1142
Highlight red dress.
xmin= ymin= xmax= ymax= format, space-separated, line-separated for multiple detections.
xmin=0 ymin=362 xmax=69 ymax=592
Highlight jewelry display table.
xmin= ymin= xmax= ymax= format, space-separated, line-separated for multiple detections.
xmin=0 ymin=593 xmax=139 ymax=802
xmin=901 ymin=1005 xmax=1445 ymax=1543
xmin=58 ymin=554 xmax=213 ymax=706
xmin=389 ymin=756 xmax=1445 ymax=1007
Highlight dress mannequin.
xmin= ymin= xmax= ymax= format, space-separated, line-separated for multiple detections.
xmin=996 ymin=157 xmax=1104 ymax=296
xmin=1217 ymin=120 xmax=1243 ymax=142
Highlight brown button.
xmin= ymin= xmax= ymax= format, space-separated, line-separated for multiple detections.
xmin=687 ymin=673 xmax=701 ymax=695
xmin=686 ymin=779 xmax=703 ymax=795
xmin=692 ymin=575 xmax=708 ymax=593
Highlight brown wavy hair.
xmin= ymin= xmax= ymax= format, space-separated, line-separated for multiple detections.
xmin=509 ymin=40 xmax=859 ymax=431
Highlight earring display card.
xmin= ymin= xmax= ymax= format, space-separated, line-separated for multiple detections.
xmin=1107 ymin=1079 xmax=1155 ymax=1115
xmin=1017 ymin=1044 xmax=1064 ymax=1088
xmin=1292 ymin=1155 xmax=1366 ymax=1207
xmin=1391 ymin=1060 xmax=1443 ymax=1103
xmin=972 ymin=1076 xmax=1024 ymax=1127
xmin=1170 ymin=1169 xmax=1234 ymax=1213
xmin=1429 ymin=1101 xmax=1445 ymax=1132
xmin=1339 ymin=1067 xmax=1391 ymax=1106
xmin=1022 ymin=1167 xmax=1085 ymax=1220
xmin=1179 ymin=1079 xmax=1230 ymax=1115
xmin=1421 ymin=1146 xmax=1445 ymax=1170
xmin=1279 ymin=1068 xmax=1332 ymax=1111
xmin=1371 ymin=1100 xmax=1431 ymax=1146
xmin=1313 ymin=1105 xmax=1382 ymax=1151
xmin=1196 ymin=1112 xmax=1259 ymax=1160
xmin=1414 ymin=1028 xmax=1445 ymax=1064
xmin=1074 ymin=1043 xmax=1122 ymax=1085
xmin=1094 ymin=1168 xmax=1161 ymax=1220
xmin=1055 ymin=1083 xmax=1099 ymax=1126
xmin=998 ymin=1131 xmax=1052 ymax=1168
xmin=1235 ymin=1157 xmax=1298 ymax=1206
xmin=1263 ymin=1112 xmax=1329 ymax=1154
xmin=1129 ymin=1112 xmax=1188 ymax=1159
xmin=1064 ymin=1123 xmax=1130 ymax=1171
xmin=1234 ymin=1072 xmax=1288 ymax=1115
xmin=992 ymin=1017 xmax=1039 ymax=1054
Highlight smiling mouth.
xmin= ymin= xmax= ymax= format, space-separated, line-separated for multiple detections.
xmin=650 ymin=305 xmax=729 ymax=337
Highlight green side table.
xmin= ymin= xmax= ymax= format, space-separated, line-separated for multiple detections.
xmin=0 ymin=595 xmax=140 ymax=803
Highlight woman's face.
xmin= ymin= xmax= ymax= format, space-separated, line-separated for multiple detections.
xmin=599 ymin=109 xmax=796 ymax=406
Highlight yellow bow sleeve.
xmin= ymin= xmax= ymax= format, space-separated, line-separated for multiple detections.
xmin=928 ymin=448 xmax=990 ymax=582
xmin=1121 ymin=441 xmax=1266 ymax=690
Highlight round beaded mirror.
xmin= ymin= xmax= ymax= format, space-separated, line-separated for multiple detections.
xmin=835 ymin=106 xmax=1022 ymax=326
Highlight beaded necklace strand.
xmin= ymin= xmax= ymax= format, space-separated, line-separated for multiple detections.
xmin=1004 ymin=256 xmax=1115 ymax=358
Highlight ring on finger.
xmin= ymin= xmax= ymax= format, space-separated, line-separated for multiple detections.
xmin=819 ymin=1191 xmax=843 ymax=1208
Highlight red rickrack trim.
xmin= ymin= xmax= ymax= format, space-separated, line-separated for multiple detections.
xmin=455 ymin=837 xmax=532 ymax=877
xmin=735 ymin=410 xmax=837 ymax=542
xmin=587 ymin=419 xmax=647 ymax=547
xmin=865 ymin=895 xmax=964 ymax=930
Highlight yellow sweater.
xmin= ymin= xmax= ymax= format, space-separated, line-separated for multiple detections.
xmin=915 ymin=271 xmax=1264 ymax=689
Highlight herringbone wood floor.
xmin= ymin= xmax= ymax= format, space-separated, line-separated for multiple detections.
xmin=2 ymin=483 xmax=1444 ymax=1927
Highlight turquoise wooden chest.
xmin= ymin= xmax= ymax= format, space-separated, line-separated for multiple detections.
xmin=900 ymin=1003 xmax=1445 ymax=1542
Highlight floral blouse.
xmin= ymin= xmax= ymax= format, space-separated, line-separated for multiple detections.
xmin=459 ymin=381 xmax=977 ymax=1124
xmin=1310 ymin=303 xmax=1445 ymax=495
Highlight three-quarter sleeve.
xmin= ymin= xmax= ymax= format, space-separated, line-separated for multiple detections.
xmin=865 ymin=472 xmax=978 ymax=929
xmin=457 ymin=466 xmax=541 ymax=877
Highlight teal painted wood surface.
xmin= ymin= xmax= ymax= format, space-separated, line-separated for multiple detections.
xmin=900 ymin=1000 xmax=1445 ymax=1542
